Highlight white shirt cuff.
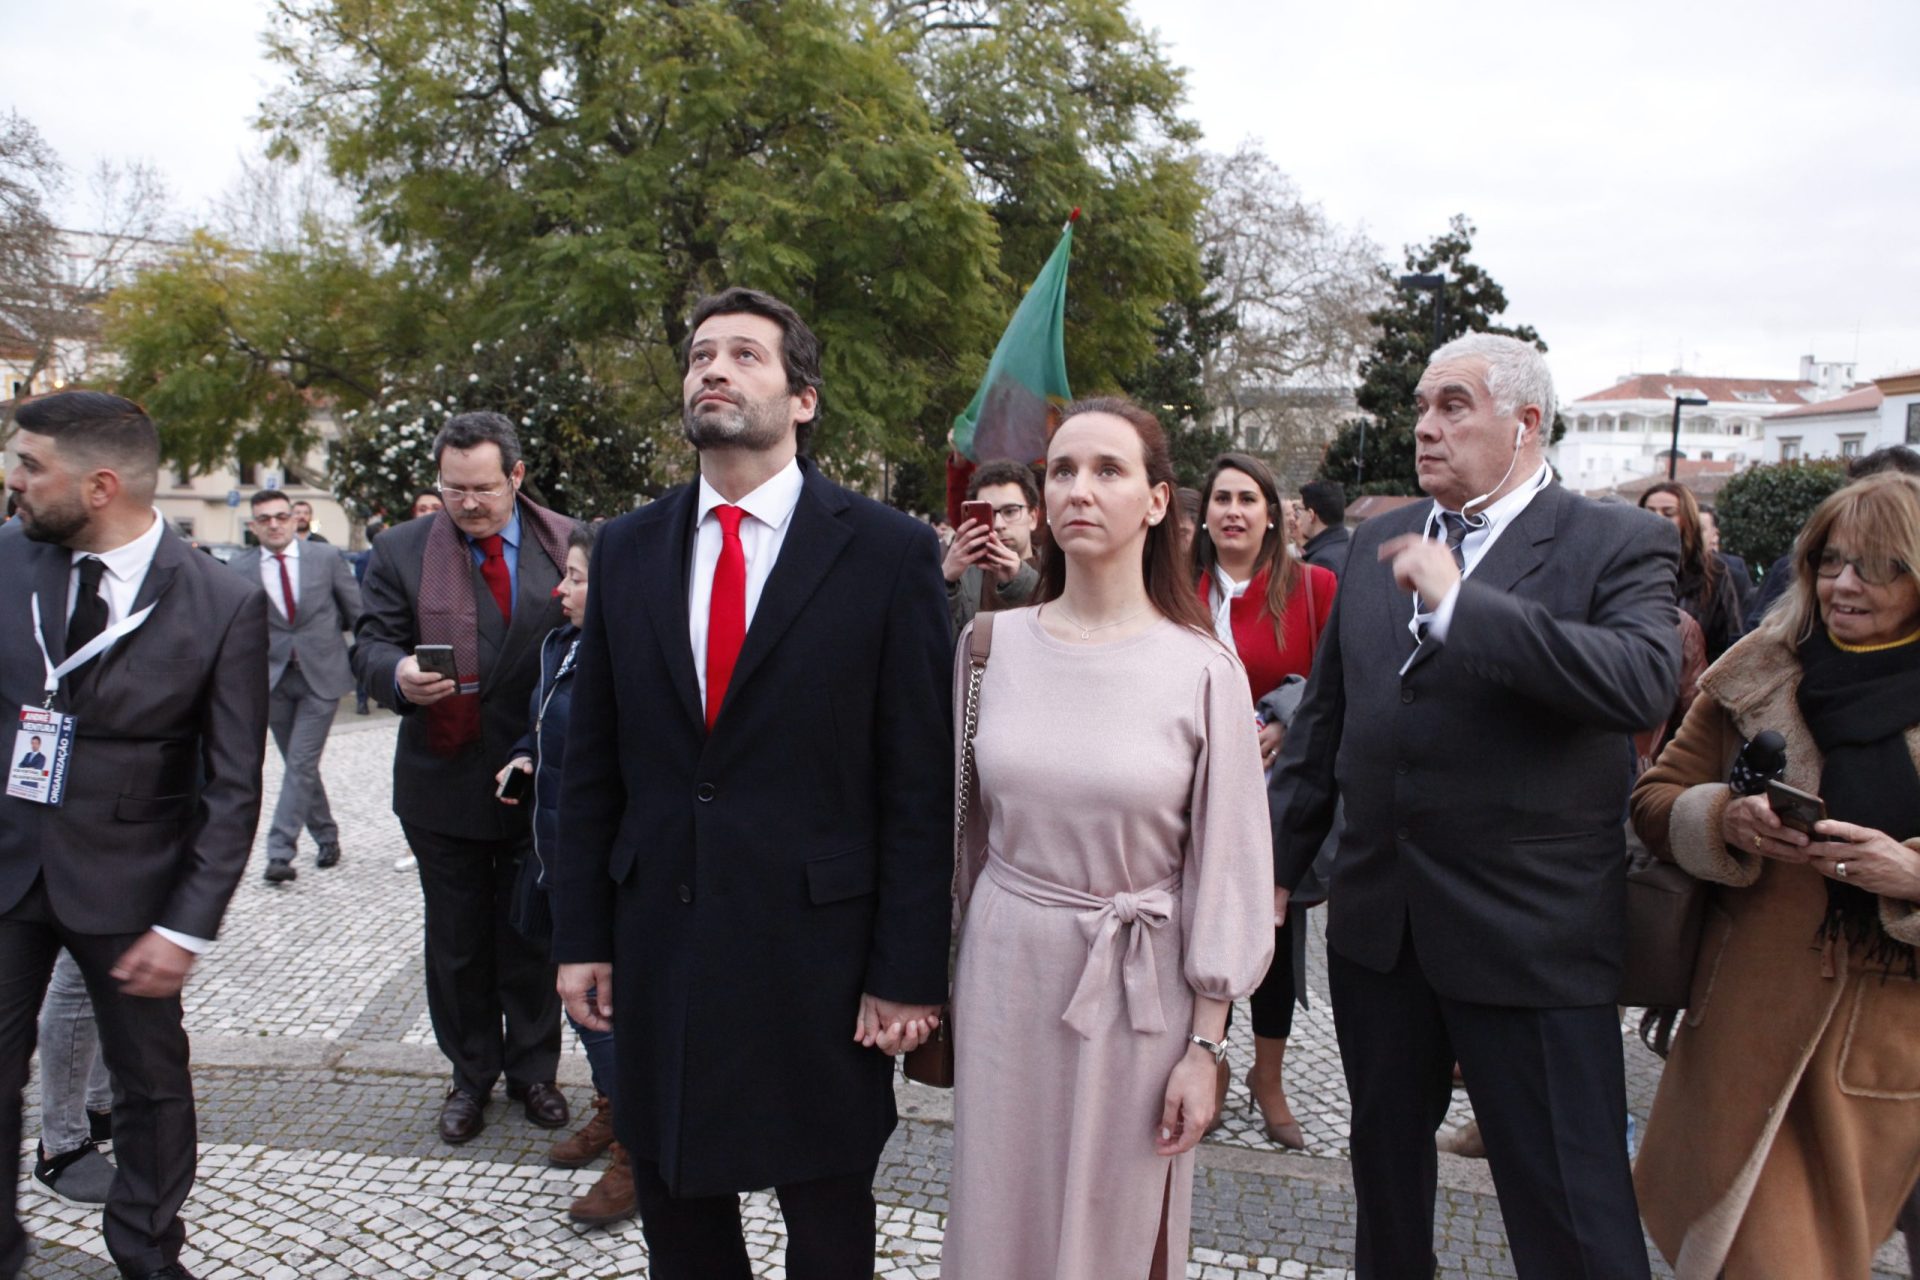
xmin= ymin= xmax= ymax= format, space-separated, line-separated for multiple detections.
xmin=152 ymin=925 xmax=212 ymax=955
xmin=1425 ymin=582 xmax=1462 ymax=644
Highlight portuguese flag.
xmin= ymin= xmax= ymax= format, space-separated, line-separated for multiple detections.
xmin=952 ymin=210 xmax=1077 ymax=464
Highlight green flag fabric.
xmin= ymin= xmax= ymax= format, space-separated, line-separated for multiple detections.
xmin=953 ymin=214 xmax=1076 ymax=464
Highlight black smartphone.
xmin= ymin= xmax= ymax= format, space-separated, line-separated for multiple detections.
xmin=496 ymin=766 xmax=532 ymax=803
xmin=414 ymin=644 xmax=457 ymax=681
xmin=1766 ymin=779 xmax=1827 ymax=835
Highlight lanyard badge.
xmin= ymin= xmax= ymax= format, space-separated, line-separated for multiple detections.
xmin=11 ymin=595 xmax=156 ymax=808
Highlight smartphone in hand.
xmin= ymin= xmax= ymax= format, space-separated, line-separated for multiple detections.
xmin=496 ymin=766 xmax=532 ymax=803
xmin=960 ymin=500 xmax=994 ymax=531
xmin=1766 ymin=779 xmax=1827 ymax=835
xmin=414 ymin=644 xmax=457 ymax=681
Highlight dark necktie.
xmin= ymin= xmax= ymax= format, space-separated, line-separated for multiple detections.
xmin=476 ymin=534 xmax=512 ymax=622
xmin=273 ymin=552 xmax=297 ymax=624
xmin=705 ymin=505 xmax=747 ymax=730
xmin=66 ymin=555 xmax=109 ymax=660
xmin=1439 ymin=511 xmax=1472 ymax=572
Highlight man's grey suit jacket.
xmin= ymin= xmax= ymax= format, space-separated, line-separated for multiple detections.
xmin=0 ymin=523 xmax=270 ymax=940
xmin=229 ymin=543 xmax=363 ymax=700
xmin=1270 ymin=483 xmax=1681 ymax=1008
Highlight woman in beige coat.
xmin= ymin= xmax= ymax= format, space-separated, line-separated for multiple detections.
xmin=1630 ymin=472 xmax=1920 ymax=1279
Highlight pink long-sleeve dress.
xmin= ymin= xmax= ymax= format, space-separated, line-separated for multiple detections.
xmin=941 ymin=609 xmax=1276 ymax=1279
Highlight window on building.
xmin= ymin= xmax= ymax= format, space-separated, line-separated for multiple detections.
xmin=1729 ymin=422 xmax=1743 ymax=436
xmin=9 ymin=380 xmax=25 ymax=399
xmin=1733 ymin=390 xmax=1774 ymax=403
xmin=1780 ymin=438 xmax=1802 ymax=461
xmin=1908 ymin=404 xmax=1920 ymax=444
xmin=1700 ymin=450 xmax=1714 ymax=461
xmin=1840 ymin=436 xmax=1864 ymax=458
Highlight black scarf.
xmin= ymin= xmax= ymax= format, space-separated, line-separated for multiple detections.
xmin=1795 ymin=628 xmax=1920 ymax=974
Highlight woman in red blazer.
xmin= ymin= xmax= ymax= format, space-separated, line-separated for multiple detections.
xmin=1192 ymin=452 xmax=1335 ymax=1148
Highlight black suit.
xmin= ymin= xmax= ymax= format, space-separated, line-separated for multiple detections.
xmin=1271 ymin=484 xmax=1679 ymax=1278
xmin=0 ymin=522 xmax=268 ymax=1277
xmin=352 ymin=507 xmax=567 ymax=1098
xmin=552 ymin=460 xmax=951 ymax=1279
xmin=12 ymin=754 xmax=43 ymax=772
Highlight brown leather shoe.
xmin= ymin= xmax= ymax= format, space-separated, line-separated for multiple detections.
xmin=509 ymin=1080 xmax=569 ymax=1129
xmin=568 ymin=1141 xmax=638 ymax=1226
xmin=438 ymin=1088 xmax=486 ymax=1145
xmin=548 ymin=1093 xmax=614 ymax=1169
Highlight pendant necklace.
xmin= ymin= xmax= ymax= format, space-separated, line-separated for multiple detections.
xmin=1050 ymin=601 xmax=1153 ymax=641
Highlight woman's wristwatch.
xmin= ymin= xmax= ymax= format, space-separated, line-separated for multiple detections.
xmin=1188 ymin=1033 xmax=1228 ymax=1064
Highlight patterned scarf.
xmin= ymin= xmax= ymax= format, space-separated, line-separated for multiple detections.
xmin=417 ymin=496 xmax=575 ymax=756
xmin=1795 ymin=627 xmax=1920 ymax=975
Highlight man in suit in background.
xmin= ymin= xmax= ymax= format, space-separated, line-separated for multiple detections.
xmin=13 ymin=739 xmax=44 ymax=772
xmin=231 ymin=489 xmax=362 ymax=882
xmin=291 ymin=499 xmax=328 ymax=544
xmin=353 ymin=412 xmax=573 ymax=1144
xmin=552 ymin=288 xmax=952 ymax=1280
xmin=0 ymin=390 xmax=269 ymax=1280
xmin=1270 ymin=334 xmax=1679 ymax=1278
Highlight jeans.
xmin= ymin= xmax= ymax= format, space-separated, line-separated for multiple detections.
xmin=567 ymin=984 xmax=616 ymax=1101
xmin=38 ymin=948 xmax=111 ymax=1157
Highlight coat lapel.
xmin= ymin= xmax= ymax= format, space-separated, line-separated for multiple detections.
xmin=32 ymin=543 xmax=71 ymax=670
xmin=639 ymin=486 xmax=704 ymax=731
xmin=494 ymin=532 xmax=561 ymax=685
xmin=715 ymin=464 xmax=853 ymax=726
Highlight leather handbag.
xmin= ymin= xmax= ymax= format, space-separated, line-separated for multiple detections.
xmin=1620 ymin=829 xmax=1708 ymax=1056
xmin=903 ymin=614 xmax=994 ymax=1089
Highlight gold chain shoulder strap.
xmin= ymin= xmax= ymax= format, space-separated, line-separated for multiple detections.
xmin=954 ymin=614 xmax=995 ymax=873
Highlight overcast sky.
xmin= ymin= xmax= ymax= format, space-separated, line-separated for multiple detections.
xmin=9 ymin=0 xmax=1918 ymax=401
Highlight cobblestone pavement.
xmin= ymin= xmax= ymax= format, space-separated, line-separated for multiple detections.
xmin=15 ymin=714 xmax=1912 ymax=1278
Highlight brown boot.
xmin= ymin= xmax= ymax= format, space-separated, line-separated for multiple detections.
xmin=1247 ymin=1035 xmax=1305 ymax=1149
xmin=547 ymin=1093 xmax=614 ymax=1169
xmin=568 ymin=1141 xmax=638 ymax=1226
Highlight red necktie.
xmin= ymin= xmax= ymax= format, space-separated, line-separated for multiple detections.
xmin=705 ymin=505 xmax=747 ymax=729
xmin=477 ymin=534 xmax=512 ymax=621
xmin=272 ymin=553 xmax=297 ymax=624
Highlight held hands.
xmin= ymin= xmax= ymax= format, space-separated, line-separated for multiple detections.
xmin=1272 ymin=885 xmax=1291 ymax=928
xmin=494 ymin=756 xmax=534 ymax=805
xmin=1378 ymin=534 xmax=1461 ymax=605
xmin=396 ymin=654 xmax=457 ymax=706
xmin=1156 ymin=1043 xmax=1219 ymax=1157
xmin=559 ymin=963 xmax=614 ymax=1032
xmin=1256 ymin=719 xmax=1284 ymax=770
xmin=1804 ymin=820 xmax=1920 ymax=899
xmin=853 ymin=994 xmax=941 ymax=1056
xmin=1722 ymin=794 xmax=1811 ymax=863
xmin=111 ymin=931 xmax=196 ymax=998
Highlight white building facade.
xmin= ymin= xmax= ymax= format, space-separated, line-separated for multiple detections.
xmin=1761 ymin=368 xmax=1920 ymax=464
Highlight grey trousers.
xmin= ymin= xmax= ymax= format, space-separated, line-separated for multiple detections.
xmin=267 ymin=664 xmax=339 ymax=860
xmin=38 ymin=948 xmax=110 ymax=1157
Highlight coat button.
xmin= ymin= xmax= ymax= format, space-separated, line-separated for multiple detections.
xmin=696 ymin=782 xmax=716 ymax=802
xmin=1401 ymin=689 xmax=1414 ymax=704
xmin=677 ymin=884 xmax=692 ymax=904
xmin=1396 ymin=828 xmax=1411 ymax=842
xmin=1396 ymin=761 xmax=1409 ymax=776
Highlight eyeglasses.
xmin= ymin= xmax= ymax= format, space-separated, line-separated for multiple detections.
xmin=1816 ymin=548 xmax=1911 ymax=587
xmin=991 ymin=504 xmax=1029 ymax=522
xmin=437 ymin=482 xmax=511 ymax=503
xmin=252 ymin=512 xmax=294 ymax=525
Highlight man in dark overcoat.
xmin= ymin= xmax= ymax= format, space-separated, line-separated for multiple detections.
xmin=552 ymin=287 xmax=952 ymax=1280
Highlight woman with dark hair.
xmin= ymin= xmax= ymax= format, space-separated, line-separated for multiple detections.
xmin=941 ymin=398 xmax=1274 ymax=1278
xmin=1640 ymin=481 xmax=1743 ymax=659
xmin=1630 ymin=472 xmax=1920 ymax=1278
xmin=1189 ymin=453 xmax=1335 ymax=1148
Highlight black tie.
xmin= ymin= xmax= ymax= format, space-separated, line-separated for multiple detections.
xmin=1439 ymin=511 xmax=1472 ymax=572
xmin=66 ymin=556 xmax=109 ymax=662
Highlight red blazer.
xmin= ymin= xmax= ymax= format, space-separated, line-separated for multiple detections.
xmin=1199 ymin=562 xmax=1337 ymax=703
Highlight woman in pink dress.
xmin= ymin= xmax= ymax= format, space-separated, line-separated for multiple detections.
xmin=942 ymin=398 xmax=1276 ymax=1279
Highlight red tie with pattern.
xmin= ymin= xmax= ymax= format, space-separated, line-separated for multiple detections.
xmin=476 ymin=534 xmax=512 ymax=621
xmin=705 ymin=505 xmax=747 ymax=729
xmin=272 ymin=552 xmax=297 ymax=624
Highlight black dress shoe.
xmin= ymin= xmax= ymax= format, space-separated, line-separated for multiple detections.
xmin=128 ymin=1265 xmax=197 ymax=1279
xmin=508 ymin=1080 xmax=569 ymax=1129
xmin=263 ymin=859 xmax=296 ymax=884
xmin=315 ymin=841 xmax=341 ymax=869
xmin=438 ymin=1088 xmax=487 ymax=1144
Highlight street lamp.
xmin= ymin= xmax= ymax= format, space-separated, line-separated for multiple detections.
xmin=1669 ymin=395 xmax=1709 ymax=481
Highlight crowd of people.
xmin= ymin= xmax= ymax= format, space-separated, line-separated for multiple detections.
xmin=0 ymin=284 xmax=1915 ymax=1280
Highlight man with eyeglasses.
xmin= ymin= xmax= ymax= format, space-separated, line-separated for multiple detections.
xmin=229 ymin=489 xmax=362 ymax=883
xmin=942 ymin=458 xmax=1041 ymax=639
xmin=353 ymin=412 xmax=576 ymax=1145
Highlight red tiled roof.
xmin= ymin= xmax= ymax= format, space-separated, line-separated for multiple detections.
xmin=1767 ymin=385 xmax=1884 ymax=421
xmin=1610 ymin=462 xmax=1739 ymax=500
xmin=1572 ymin=374 xmax=1813 ymax=407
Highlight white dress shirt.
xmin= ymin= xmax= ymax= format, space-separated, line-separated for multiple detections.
xmin=1414 ymin=462 xmax=1553 ymax=645
xmin=258 ymin=536 xmax=300 ymax=620
xmin=63 ymin=511 xmax=211 ymax=953
xmin=687 ymin=459 xmax=804 ymax=708
xmin=1207 ymin=564 xmax=1250 ymax=648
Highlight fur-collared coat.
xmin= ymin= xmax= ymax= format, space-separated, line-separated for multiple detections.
xmin=1629 ymin=625 xmax=1920 ymax=1280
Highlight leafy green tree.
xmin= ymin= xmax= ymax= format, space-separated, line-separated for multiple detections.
xmin=1715 ymin=458 xmax=1849 ymax=571
xmin=1318 ymin=215 xmax=1557 ymax=495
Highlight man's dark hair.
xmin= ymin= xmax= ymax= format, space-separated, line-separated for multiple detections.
xmin=414 ymin=489 xmax=443 ymax=510
xmin=432 ymin=411 xmax=523 ymax=474
xmin=685 ymin=287 xmax=824 ymax=449
xmin=249 ymin=489 xmax=292 ymax=512
xmin=1300 ymin=480 xmax=1346 ymax=527
xmin=967 ymin=459 xmax=1040 ymax=510
xmin=13 ymin=391 xmax=161 ymax=485
xmin=1850 ymin=446 xmax=1920 ymax=479
xmin=567 ymin=519 xmax=599 ymax=556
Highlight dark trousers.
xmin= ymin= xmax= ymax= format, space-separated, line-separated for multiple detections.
xmin=402 ymin=823 xmax=561 ymax=1098
xmin=0 ymin=879 xmax=195 ymax=1277
xmin=631 ymin=1154 xmax=878 ymax=1280
xmin=1327 ymin=934 xmax=1651 ymax=1280
xmin=1247 ymin=914 xmax=1299 ymax=1039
